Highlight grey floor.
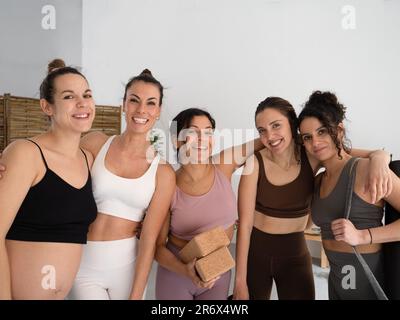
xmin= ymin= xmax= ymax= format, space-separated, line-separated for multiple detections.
xmin=145 ymin=244 xmax=329 ymax=300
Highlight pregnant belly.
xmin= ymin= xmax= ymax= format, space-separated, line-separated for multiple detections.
xmin=6 ymin=240 xmax=82 ymax=300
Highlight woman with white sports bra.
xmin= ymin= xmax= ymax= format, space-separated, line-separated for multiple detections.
xmin=68 ymin=69 xmax=175 ymax=300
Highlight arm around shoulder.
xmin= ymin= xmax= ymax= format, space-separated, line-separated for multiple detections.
xmin=214 ymin=138 xmax=264 ymax=178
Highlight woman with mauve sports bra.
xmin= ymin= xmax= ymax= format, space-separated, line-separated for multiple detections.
xmin=155 ymin=108 xmax=264 ymax=300
xmin=67 ymin=69 xmax=175 ymax=300
xmin=0 ymin=59 xmax=97 ymax=299
xmin=298 ymin=91 xmax=400 ymax=299
xmin=234 ymin=97 xmax=392 ymax=300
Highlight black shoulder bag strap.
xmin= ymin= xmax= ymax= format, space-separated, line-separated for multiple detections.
xmin=344 ymin=158 xmax=388 ymax=300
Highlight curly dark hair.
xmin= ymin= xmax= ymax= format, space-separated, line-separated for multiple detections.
xmin=298 ymin=91 xmax=351 ymax=159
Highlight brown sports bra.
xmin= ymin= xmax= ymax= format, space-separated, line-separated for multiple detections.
xmin=255 ymin=146 xmax=314 ymax=218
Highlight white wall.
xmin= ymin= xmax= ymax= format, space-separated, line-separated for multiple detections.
xmin=82 ymin=0 xmax=400 ymax=161
xmin=82 ymin=0 xmax=400 ymax=255
xmin=0 ymin=0 xmax=83 ymax=97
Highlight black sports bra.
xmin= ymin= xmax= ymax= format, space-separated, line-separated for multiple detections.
xmin=6 ymin=140 xmax=97 ymax=244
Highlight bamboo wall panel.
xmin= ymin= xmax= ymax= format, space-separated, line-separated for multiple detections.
xmin=0 ymin=94 xmax=121 ymax=151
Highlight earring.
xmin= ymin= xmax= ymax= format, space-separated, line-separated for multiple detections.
xmin=156 ymin=117 xmax=160 ymax=120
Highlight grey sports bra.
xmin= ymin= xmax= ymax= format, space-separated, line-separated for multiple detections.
xmin=311 ymin=157 xmax=383 ymax=240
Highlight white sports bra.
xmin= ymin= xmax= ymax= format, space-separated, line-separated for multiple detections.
xmin=91 ymin=135 xmax=160 ymax=222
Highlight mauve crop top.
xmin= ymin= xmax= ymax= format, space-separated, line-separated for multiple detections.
xmin=255 ymin=146 xmax=314 ymax=218
xmin=169 ymin=166 xmax=237 ymax=241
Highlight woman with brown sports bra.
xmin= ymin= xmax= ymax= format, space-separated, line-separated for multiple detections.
xmin=233 ymin=97 xmax=392 ymax=300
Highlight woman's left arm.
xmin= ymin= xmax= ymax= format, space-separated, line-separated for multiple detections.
xmin=129 ymin=163 xmax=176 ymax=299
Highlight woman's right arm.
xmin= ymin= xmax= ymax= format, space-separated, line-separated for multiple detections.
xmin=233 ymin=155 xmax=259 ymax=300
xmin=155 ymin=213 xmax=187 ymax=276
xmin=155 ymin=213 xmax=218 ymax=289
xmin=0 ymin=141 xmax=38 ymax=299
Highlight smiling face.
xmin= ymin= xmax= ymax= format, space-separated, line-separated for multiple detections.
xmin=299 ymin=116 xmax=343 ymax=162
xmin=41 ymin=73 xmax=95 ymax=133
xmin=255 ymin=108 xmax=294 ymax=155
xmin=123 ymin=80 xmax=161 ymax=134
xmin=177 ymin=115 xmax=214 ymax=164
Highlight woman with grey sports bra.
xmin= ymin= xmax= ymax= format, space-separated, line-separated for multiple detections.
xmin=312 ymin=158 xmax=383 ymax=241
xmin=299 ymin=90 xmax=400 ymax=300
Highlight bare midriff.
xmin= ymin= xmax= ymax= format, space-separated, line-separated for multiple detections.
xmin=322 ymin=239 xmax=382 ymax=254
xmin=87 ymin=212 xmax=140 ymax=241
xmin=253 ymin=210 xmax=309 ymax=234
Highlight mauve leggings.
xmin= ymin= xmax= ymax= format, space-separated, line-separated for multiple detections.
xmin=247 ymin=227 xmax=315 ymax=300
xmin=155 ymin=242 xmax=231 ymax=300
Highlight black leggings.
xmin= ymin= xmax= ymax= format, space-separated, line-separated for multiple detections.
xmin=247 ymin=227 xmax=315 ymax=300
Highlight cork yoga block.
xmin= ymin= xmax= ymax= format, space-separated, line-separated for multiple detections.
xmin=195 ymin=246 xmax=235 ymax=282
xmin=179 ymin=226 xmax=230 ymax=264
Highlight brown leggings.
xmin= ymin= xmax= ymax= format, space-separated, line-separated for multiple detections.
xmin=247 ymin=227 xmax=315 ymax=300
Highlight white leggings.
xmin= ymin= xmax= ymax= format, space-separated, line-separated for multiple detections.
xmin=68 ymin=237 xmax=141 ymax=300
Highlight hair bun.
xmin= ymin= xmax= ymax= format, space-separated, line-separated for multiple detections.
xmin=308 ymin=90 xmax=346 ymax=122
xmin=308 ymin=91 xmax=337 ymax=106
xmin=140 ymin=69 xmax=153 ymax=76
xmin=48 ymin=59 xmax=66 ymax=74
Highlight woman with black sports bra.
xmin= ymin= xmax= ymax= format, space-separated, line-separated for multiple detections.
xmin=234 ymin=97 xmax=392 ymax=300
xmin=0 ymin=59 xmax=97 ymax=299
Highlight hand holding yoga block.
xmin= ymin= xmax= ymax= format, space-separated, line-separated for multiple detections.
xmin=179 ymin=226 xmax=230 ymax=264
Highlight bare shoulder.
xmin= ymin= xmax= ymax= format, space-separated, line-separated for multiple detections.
xmin=81 ymin=148 xmax=95 ymax=168
xmin=242 ymin=154 xmax=259 ymax=177
xmin=247 ymin=154 xmax=259 ymax=165
xmin=156 ymin=162 xmax=176 ymax=182
xmin=80 ymin=131 xmax=110 ymax=157
xmin=1 ymin=140 xmax=42 ymax=181
xmin=2 ymin=139 xmax=41 ymax=164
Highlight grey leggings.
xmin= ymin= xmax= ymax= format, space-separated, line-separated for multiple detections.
xmin=155 ymin=242 xmax=231 ymax=300
xmin=325 ymin=249 xmax=385 ymax=300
